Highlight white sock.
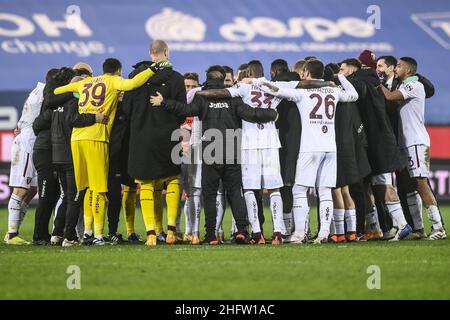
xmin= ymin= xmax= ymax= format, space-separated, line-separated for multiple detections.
xmin=427 ymin=205 xmax=443 ymax=229
xmin=292 ymin=185 xmax=309 ymax=237
xmin=19 ymin=200 xmax=29 ymax=228
xmin=215 ymin=192 xmax=225 ymax=234
xmin=76 ymin=210 xmax=84 ymax=239
xmin=385 ymin=201 xmax=407 ymax=229
xmin=407 ymin=191 xmax=424 ymax=230
xmin=283 ymin=212 xmax=293 ymax=236
xmin=318 ymin=187 xmax=333 ymax=239
xmin=189 ymin=189 xmax=201 ymax=235
xmin=333 ymin=209 xmax=345 ymax=235
xmin=231 ymin=216 xmax=237 ymax=234
xmin=8 ymin=194 xmax=23 ymax=234
xmin=184 ymin=199 xmax=192 ymax=235
xmin=95 ymin=235 xmax=103 ymax=240
xmin=84 ymin=229 xmax=93 ymax=236
xmin=330 ymin=218 xmax=336 ymax=235
xmin=270 ymin=192 xmax=283 ymax=233
xmin=344 ymin=208 xmax=356 ymax=233
xmin=366 ymin=207 xmax=380 ymax=231
xmin=304 ymin=211 xmax=308 ymax=235
xmin=244 ymin=191 xmax=261 ymax=233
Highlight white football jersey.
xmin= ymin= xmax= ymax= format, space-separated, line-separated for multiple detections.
xmin=272 ymin=75 xmax=358 ymax=153
xmin=227 ymin=81 xmax=298 ymax=149
xmin=15 ymin=82 xmax=45 ymax=153
xmin=398 ymin=79 xmax=430 ymax=148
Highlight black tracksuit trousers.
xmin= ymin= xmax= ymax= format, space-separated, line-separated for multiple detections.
xmin=32 ymin=150 xmax=62 ymax=241
xmin=202 ymin=163 xmax=248 ymax=237
xmin=56 ymin=164 xmax=85 ymax=241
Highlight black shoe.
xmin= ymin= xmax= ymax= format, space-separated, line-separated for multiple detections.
xmin=109 ymin=233 xmax=124 ymax=244
xmin=32 ymin=239 xmax=50 ymax=246
xmin=230 ymin=232 xmax=238 ymax=244
xmin=235 ymin=232 xmax=249 ymax=244
xmin=81 ymin=233 xmax=94 ymax=245
xmin=202 ymin=234 xmax=221 ymax=245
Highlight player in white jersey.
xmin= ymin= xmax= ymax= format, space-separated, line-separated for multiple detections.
xmin=380 ymin=57 xmax=446 ymax=240
xmin=5 ymin=80 xmax=47 ymax=245
xmin=257 ymin=60 xmax=359 ymax=243
xmin=227 ymin=61 xmax=299 ymax=244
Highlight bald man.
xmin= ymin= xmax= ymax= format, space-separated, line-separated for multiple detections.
xmin=123 ymin=40 xmax=187 ymax=246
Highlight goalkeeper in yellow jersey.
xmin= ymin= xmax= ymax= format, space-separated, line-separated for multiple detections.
xmin=54 ymin=57 xmax=170 ymax=245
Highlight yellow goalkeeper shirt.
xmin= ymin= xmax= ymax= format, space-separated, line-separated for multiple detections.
xmin=54 ymin=68 xmax=154 ymax=142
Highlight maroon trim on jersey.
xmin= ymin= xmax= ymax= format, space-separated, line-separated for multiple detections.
xmin=415 ymin=145 xmax=420 ymax=168
xmin=22 ymin=153 xmax=29 ymax=177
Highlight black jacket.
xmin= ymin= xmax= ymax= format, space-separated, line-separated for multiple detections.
xmin=32 ymin=98 xmax=96 ymax=165
xmin=349 ymin=68 xmax=405 ymax=175
xmin=161 ymin=80 xmax=278 ymax=165
xmin=272 ymin=72 xmax=301 ymax=186
xmin=123 ymin=65 xmax=187 ymax=180
xmin=33 ymin=80 xmax=73 ymax=151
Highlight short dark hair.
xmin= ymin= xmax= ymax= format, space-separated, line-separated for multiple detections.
xmin=222 ymin=66 xmax=233 ymax=76
xmin=305 ymin=60 xmax=324 ymax=79
xmin=247 ymin=60 xmax=264 ymax=78
xmin=206 ymin=65 xmax=226 ymax=79
xmin=400 ymin=57 xmax=417 ymax=74
xmin=54 ymin=67 xmax=76 ymax=85
xmin=237 ymin=64 xmax=249 ymax=80
xmin=340 ymin=58 xmax=362 ymax=70
xmin=75 ymin=68 xmax=92 ymax=77
xmin=103 ymin=58 xmax=122 ymax=74
xmin=46 ymin=68 xmax=59 ymax=83
xmin=184 ymin=72 xmax=199 ymax=83
xmin=304 ymin=56 xmax=318 ymax=61
xmin=378 ymin=55 xmax=397 ymax=67
xmin=271 ymin=59 xmax=289 ymax=74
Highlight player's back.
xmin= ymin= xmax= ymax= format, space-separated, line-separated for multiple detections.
xmin=72 ymin=74 xmax=120 ymax=143
xmin=297 ymin=86 xmax=341 ymax=153
xmin=228 ymin=83 xmax=283 ymax=149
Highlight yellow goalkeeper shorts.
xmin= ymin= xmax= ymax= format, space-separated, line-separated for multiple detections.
xmin=71 ymin=140 xmax=109 ymax=193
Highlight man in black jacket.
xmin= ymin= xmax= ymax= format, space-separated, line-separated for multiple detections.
xmin=32 ymin=67 xmax=75 ymax=244
xmin=340 ymin=58 xmax=412 ymax=241
xmin=150 ymin=67 xmax=279 ymax=244
xmin=122 ymin=40 xmax=186 ymax=246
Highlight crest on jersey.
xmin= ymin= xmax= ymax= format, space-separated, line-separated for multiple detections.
xmin=146 ymin=8 xmax=206 ymax=41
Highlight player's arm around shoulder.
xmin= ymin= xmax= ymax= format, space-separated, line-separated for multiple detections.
xmin=234 ymin=97 xmax=278 ymax=123
xmin=53 ymin=80 xmax=82 ymax=95
xmin=337 ymin=74 xmax=359 ymax=102
xmin=113 ymin=68 xmax=154 ymax=92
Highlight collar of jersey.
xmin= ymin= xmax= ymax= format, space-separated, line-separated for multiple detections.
xmin=402 ymin=75 xmax=418 ymax=84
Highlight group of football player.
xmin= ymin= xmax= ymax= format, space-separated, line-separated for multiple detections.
xmin=4 ymin=40 xmax=446 ymax=247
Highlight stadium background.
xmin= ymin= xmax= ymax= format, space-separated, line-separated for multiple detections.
xmin=0 ymin=0 xmax=449 ymax=204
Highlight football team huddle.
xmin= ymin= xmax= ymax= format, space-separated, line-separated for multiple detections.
xmin=5 ymin=40 xmax=446 ymax=247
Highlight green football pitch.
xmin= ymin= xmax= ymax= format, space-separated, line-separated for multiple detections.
xmin=0 ymin=206 xmax=449 ymax=300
